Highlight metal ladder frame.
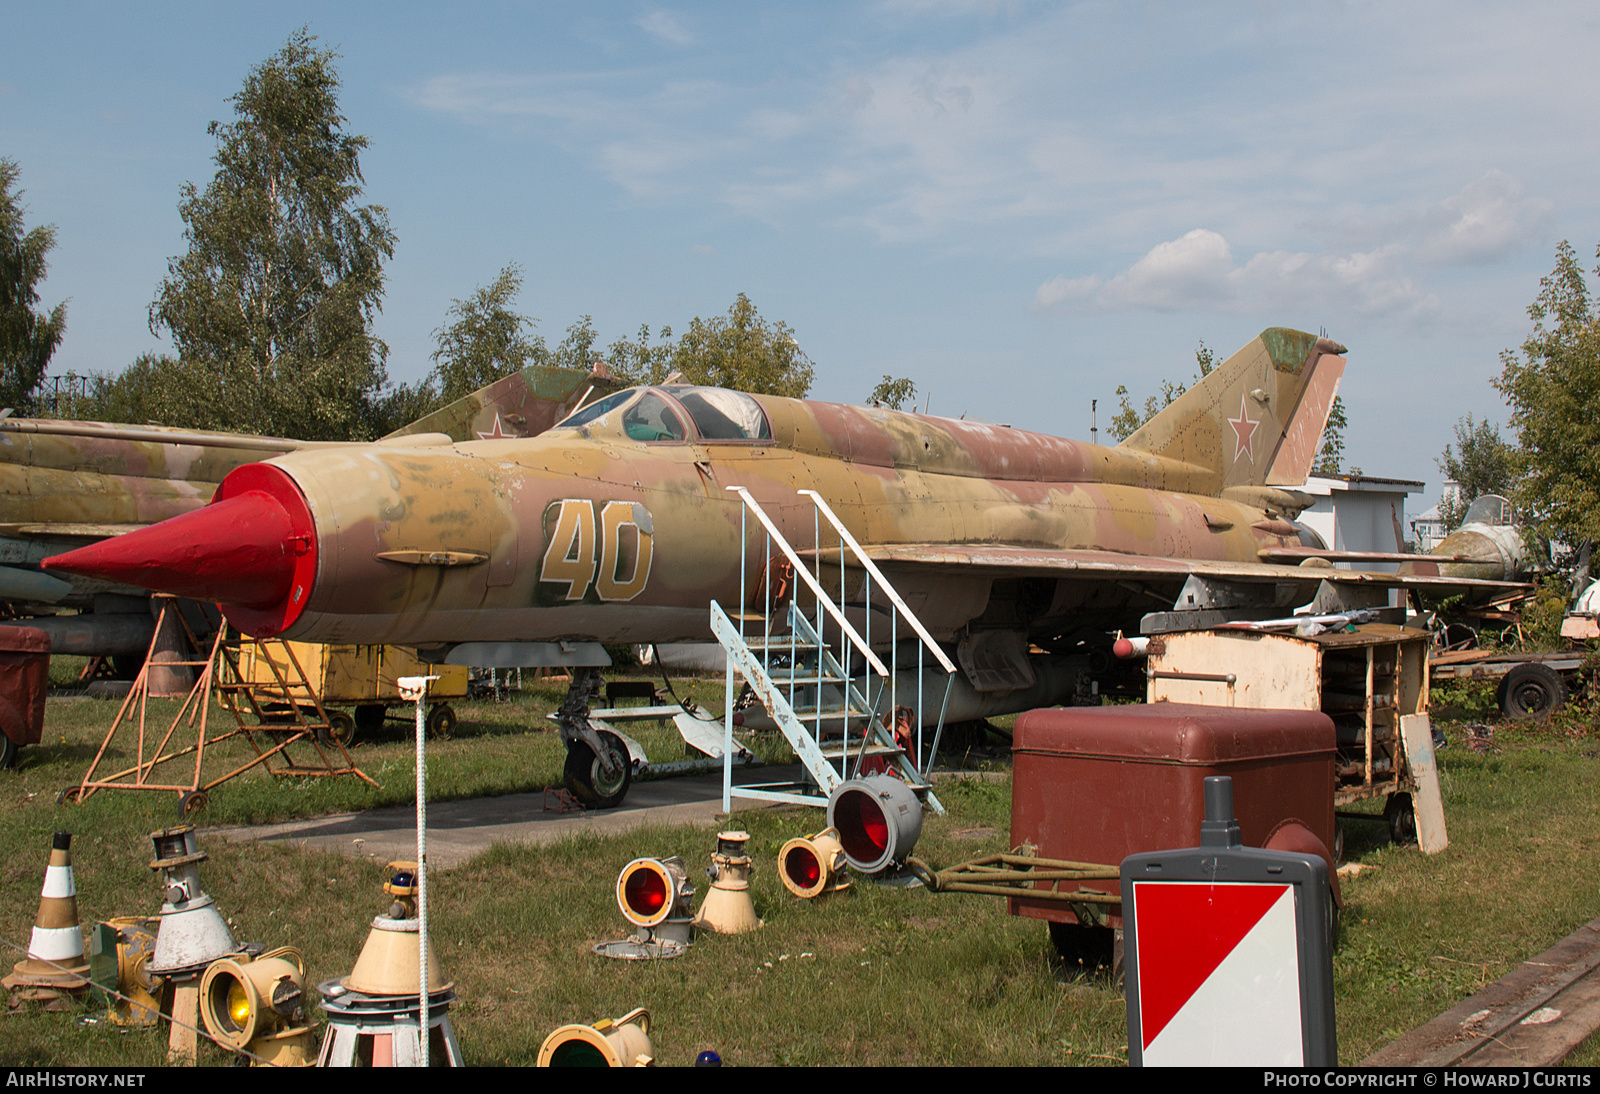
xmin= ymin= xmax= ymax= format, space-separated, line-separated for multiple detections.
xmin=716 ymin=486 xmax=955 ymax=813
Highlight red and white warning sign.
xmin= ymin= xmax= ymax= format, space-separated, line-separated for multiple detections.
xmin=1132 ymin=880 xmax=1303 ymax=1066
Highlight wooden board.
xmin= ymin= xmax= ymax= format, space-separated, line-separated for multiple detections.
xmin=1364 ymin=917 xmax=1600 ymax=1066
xmin=1399 ymin=713 xmax=1448 ymax=854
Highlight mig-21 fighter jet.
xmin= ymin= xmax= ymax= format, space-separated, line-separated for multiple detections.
xmin=42 ymin=328 xmax=1512 ymax=803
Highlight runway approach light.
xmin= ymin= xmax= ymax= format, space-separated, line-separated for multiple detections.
xmin=693 ymin=832 xmax=762 ymax=935
xmin=200 ymin=947 xmax=315 ymax=1067
xmin=538 ymin=1006 xmax=656 ymax=1067
xmin=826 ymin=777 xmax=924 ymax=876
xmin=3 ymin=832 xmax=90 ymax=1008
xmin=316 ymin=862 xmax=465 ymax=1067
xmin=146 ymin=825 xmax=246 ymax=1064
xmin=595 ymin=856 xmax=695 ymax=960
xmin=778 ymin=827 xmax=851 ymax=900
xmin=87 ymin=917 xmax=162 ymax=1027
xmin=146 ymin=825 xmax=238 ymax=978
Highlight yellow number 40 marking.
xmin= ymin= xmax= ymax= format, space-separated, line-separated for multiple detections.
xmin=539 ymin=499 xmax=655 ymax=601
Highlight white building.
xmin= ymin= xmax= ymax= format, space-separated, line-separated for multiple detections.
xmin=1408 ymin=480 xmax=1461 ymax=553
xmin=1298 ymin=474 xmax=1424 ymax=571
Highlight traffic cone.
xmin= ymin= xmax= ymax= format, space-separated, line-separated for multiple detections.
xmin=4 ymin=832 xmax=90 ymax=1009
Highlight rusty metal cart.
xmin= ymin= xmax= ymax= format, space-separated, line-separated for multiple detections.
xmin=236 ymin=642 xmax=470 ymax=744
xmin=1146 ymin=622 xmax=1434 ymax=848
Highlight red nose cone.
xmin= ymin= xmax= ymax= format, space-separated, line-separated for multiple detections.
xmin=42 ymin=464 xmax=317 ymax=637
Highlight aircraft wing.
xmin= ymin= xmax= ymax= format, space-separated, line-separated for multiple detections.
xmin=826 ymin=543 xmax=1526 ymax=599
xmin=0 ymin=522 xmax=147 ymax=540
xmin=0 ymin=418 xmax=316 ymax=452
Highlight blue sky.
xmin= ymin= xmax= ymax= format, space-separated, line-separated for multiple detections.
xmin=6 ymin=2 xmax=1599 ymax=513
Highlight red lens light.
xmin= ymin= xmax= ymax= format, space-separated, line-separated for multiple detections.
xmin=835 ymin=791 xmax=889 ymax=862
xmin=624 ymin=869 xmax=668 ymax=916
xmin=784 ymin=846 xmax=822 ymax=889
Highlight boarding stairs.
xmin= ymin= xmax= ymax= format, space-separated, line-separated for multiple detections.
xmin=713 ymin=487 xmax=956 ymax=814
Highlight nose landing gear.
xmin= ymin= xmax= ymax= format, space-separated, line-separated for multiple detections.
xmin=555 ymin=667 xmax=634 ymax=809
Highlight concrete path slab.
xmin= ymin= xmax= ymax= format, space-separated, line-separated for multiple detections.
xmin=207 ymin=766 xmax=805 ymax=869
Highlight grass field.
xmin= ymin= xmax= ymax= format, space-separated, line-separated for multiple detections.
xmin=0 ymin=667 xmax=1594 ymax=1066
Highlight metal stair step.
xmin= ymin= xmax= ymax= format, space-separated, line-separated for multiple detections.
xmin=740 ymin=639 xmax=823 ymax=653
xmin=760 ymin=670 xmax=849 ymax=684
xmin=817 ymin=742 xmax=903 ymax=759
xmin=784 ymin=706 xmax=873 ymax=720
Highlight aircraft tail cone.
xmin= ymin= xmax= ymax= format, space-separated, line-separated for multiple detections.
xmin=41 ymin=464 xmax=317 ymax=637
xmin=3 ymin=831 xmax=90 ymax=1006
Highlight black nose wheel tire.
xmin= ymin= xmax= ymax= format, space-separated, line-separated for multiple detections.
xmin=563 ymin=731 xmax=632 ymax=809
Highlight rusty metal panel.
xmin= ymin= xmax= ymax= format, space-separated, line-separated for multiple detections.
xmin=1147 ymin=630 xmax=1323 ymax=708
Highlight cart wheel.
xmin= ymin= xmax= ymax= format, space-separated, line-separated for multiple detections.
xmin=354 ymin=704 xmax=387 ymax=735
xmin=1048 ymin=921 xmax=1116 ymax=971
xmin=563 ymin=731 xmax=631 ymax=809
xmin=179 ymin=790 xmax=209 ymax=816
xmin=0 ymin=736 xmax=16 ymax=770
xmin=56 ymin=786 xmax=81 ymax=806
xmin=322 ymin=710 xmax=357 ymax=746
xmin=1497 ymin=663 xmax=1567 ymax=719
xmin=426 ymin=703 xmax=457 ymax=740
xmin=1384 ymin=792 xmax=1417 ymax=847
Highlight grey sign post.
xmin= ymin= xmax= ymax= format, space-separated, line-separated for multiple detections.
xmin=1121 ymin=776 xmax=1337 ymax=1067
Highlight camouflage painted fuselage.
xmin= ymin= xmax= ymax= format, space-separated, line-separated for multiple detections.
xmin=47 ymin=329 xmax=1385 ymax=648
xmin=266 ymin=389 xmax=1306 ymax=647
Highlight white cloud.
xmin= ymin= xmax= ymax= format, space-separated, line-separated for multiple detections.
xmin=1416 ymin=171 xmax=1551 ymax=266
xmin=1034 ymin=229 xmax=1434 ymax=318
xmin=636 ymin=10 xmax=694 ymax=47
xmin=403 ymin=4 xmax=1585 ymax=281
xmin=1099 ymin=229 xmax=1235 ymax=310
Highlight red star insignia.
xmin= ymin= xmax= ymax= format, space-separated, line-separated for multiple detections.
xmin=1228 ymin=396 xmax=1259 ymax=463
xmin=475 ymin=412 xmax=515 ymax=441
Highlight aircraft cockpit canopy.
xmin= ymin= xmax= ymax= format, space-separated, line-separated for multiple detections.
xmin=660 ymin=386 xmax=770 ymax=441
xmin=1461 ymin=494 xmax=1514 ymax=527
xmin=553 ymin=386 xmax=771 ymax=443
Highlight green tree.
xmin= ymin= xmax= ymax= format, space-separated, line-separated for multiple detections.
xmin=1109 ymin=340 xmax=1217 ymax=441
xmin=428 ymin=263 xmax=544 ymax=403
xmin=602 ymin=322 xmax=676 ymax=385
xmin=1435 ymin=414 xmax=1517 ymax=528
xmin=1494 ymin=240 xmax=1600 ymax=541
xmin=0 ymin=160 xmax=66 ymax=413
xmin=146 ymin=29 xmax=396 ymax=440
xmin=654 ymin=293 xmax=813 ymax=396
xmin=1312 ymin=396 xmax=1349 ymax=476
xmin=867 ymin=375 xmax=917 ymax=410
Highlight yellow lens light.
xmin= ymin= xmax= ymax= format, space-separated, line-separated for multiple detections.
xmin=227 ymin=980 xmax=250 ymax=1029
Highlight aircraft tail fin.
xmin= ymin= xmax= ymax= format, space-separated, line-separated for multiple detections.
xmin=1118 ymin=328 xmax=1346 ymax=491
xmin=383 ymin=364 xmax=621 ymax=444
